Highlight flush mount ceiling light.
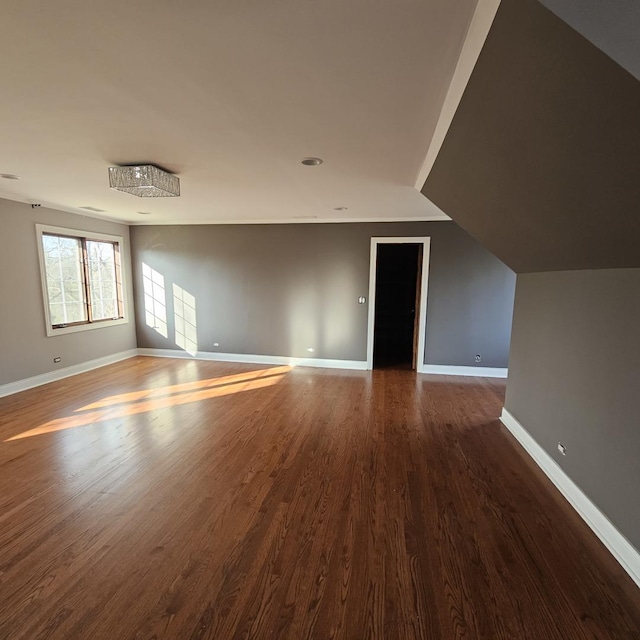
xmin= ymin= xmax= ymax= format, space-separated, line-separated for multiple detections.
xmin=0 ymin=173 xmax=21 ymax=180
xmin=301 ymin=157 xmax=323 ymax=166
xmin=108 ymin=165 xmax=180 ymax=197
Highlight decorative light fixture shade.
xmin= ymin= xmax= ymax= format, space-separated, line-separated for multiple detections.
xmin=108 ymin=165 xmax=180 ymax=197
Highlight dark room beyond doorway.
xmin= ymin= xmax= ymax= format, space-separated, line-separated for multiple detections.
xmin=373 ymin=243 xmax=421 ymax=370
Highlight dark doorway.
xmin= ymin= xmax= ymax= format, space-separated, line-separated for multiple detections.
xmin=373 ymin=243 xmax=422 ymax=370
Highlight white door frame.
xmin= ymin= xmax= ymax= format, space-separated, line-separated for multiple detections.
xmin=366 ymin=237 xmax=431 ymax=373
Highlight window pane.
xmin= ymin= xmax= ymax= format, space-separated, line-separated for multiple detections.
xmin=87 ymin=241 xmax=119 ymax=320
xmin=42 ymin=235 xmax=87 ymax=325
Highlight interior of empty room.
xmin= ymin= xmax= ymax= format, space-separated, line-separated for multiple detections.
xmin=0 ymin=0 xmax=639 ymax=638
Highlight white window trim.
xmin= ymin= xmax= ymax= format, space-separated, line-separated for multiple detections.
xmin=36 ymin=223 xmax=129 ymax=337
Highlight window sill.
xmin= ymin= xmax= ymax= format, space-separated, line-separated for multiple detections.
xmin=46 ymin=317 xmax=129 ymax=337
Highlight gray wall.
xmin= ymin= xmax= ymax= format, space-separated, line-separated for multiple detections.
xmin=0 ymin=198 xmax=137 ymax=386
xmin=130 ymin=221 xmax=515 ymax=367
xmin=418 ymin=0 xmax=640 ymax=567
xmin=505 ymin=268 xmax=640 ymax=550
xmin=538 ymin=0 xmax=640 ymax=81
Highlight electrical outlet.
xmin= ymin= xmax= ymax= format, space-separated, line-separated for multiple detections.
xmin=358 ymin=296 xmax=366 ymax=304
xmin=475 ymin=354 xmax=481 ymax=363
xmin=53 ymin=357 xmax=61 ymax=363
xmin=213 ymin=342 xmax=220 ymax=347
xmin=557 ymin=442 xmax=567 ymax=456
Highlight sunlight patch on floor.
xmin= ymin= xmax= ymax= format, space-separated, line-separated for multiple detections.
xmin=5 ymin=367 xmax=290 ymax=441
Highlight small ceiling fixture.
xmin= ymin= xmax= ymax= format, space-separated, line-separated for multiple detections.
xmin=108 ymin=165 xmax=180 ymax=198
xmin=137 ymin=211 xmax=152 ymax=215
xmin=0 ymin=173 xmax=21 ymax=180
xmin=301 ymin=157 xmax=323 ymax=166
xmin=333 ymin=206 xmax=348 ymax=211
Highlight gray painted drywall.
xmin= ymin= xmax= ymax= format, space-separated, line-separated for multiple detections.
xmin=0 ymin=198 xmax=137 ymax=386
xmin=538 ymin=0 xmax=640 ymax=81
xmin=422 ymin=0 xmax=640 ymax=273
xmin=505 ymin=268 xmax=640 ymax=550
xmin=130 ymin=222 xmax=515 ymax=367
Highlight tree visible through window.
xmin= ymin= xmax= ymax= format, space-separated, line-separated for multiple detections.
xmin=38 ymin=226 xmax=125 ymax=333
xmin=42 ymin=235 xmax=87 ymax=325
xmin=87 ymin=240 xmax=119 ymax=321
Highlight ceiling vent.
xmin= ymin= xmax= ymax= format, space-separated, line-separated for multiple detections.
xmin=79 ymin=206 xmax=106 ymax=212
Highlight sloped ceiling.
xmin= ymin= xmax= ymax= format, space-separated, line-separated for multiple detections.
xmin=421 ymin=0 xmax=640 ymax=273
xmin=538 ymin=0 xmax=640 ymax=82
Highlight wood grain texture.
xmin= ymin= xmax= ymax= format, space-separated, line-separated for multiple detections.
xmin=0 ymin=356 xmax=638 ymax=639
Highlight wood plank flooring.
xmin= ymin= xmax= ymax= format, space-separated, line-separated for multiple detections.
xmin=0 ymin=356 xmax=638 ymax=639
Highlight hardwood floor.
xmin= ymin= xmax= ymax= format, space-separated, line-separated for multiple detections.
xmin=0 ymin=356 xmax=638 ymax=639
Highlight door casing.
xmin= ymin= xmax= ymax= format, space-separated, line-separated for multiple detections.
xmin=366 ymin=237 xmax=431 ymax=372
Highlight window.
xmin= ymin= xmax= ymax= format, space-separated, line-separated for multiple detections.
xmin=37 ymin=225 xmax=127 ymax=336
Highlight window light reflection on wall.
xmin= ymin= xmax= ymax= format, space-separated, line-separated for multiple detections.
xmin=173 ymin=284 xmax=198 ymax=356
xmin=142 ymin=263 xmax=168 ymax=338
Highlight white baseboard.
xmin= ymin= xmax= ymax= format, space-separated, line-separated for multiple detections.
xmin=137 ymin=351 xmax=507 ymax=377
xmin=0 ymin=349 xmax=502 ymax=399
xmin=421 ymin=364 xmax=508 ymax=378
xmin=500 ymin=408 xmax=640 ymax=590
xmin=136 ymin=348 xmax=368 ymax=371
xmin=0 ymin=349 xmax=138 ymax=399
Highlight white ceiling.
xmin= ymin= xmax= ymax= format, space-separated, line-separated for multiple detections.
xmin=0 ymin=0 xmax=479 ymax=225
